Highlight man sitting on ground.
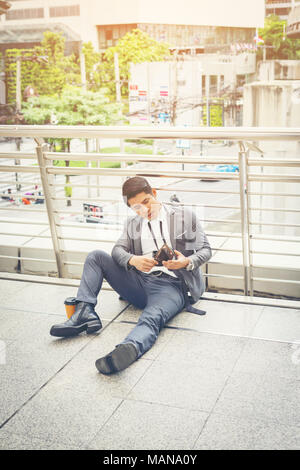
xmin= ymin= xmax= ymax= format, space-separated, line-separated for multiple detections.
xmin=50 ymin=176 xmax=212 ymax=374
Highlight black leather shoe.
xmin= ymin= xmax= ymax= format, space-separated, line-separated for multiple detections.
xmin=95 ymin=343 xmax=138 ymax=375
xmin=50 ymin=301 xmax=102 ymax=337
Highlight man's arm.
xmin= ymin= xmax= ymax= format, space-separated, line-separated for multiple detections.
xmin=111 ymin=219 xmax=158 ymax=272
xmin=185 ymin=209 xmax=212 ymax=269
xmin=164 ymin=208 xmax=212 ymax=272
xmin=111 ymin=220 xmax=133 ymax=270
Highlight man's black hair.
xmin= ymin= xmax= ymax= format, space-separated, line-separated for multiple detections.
xmin=122 ymin=176 xmax=153 ymax=206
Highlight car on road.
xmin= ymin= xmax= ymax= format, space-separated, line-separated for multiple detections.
xmin=198 ymin=164 xmax=239 ymax=181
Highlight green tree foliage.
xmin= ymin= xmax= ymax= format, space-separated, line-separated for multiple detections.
xmin=22 ymin=85 xmax=121 ymax=153
xmin=81 ymin=41 xmax=101 ymax=89
xmin=22 ymin=85 xmax=121 ymax=126
xmin=22 ymin=86 xmax=122 ymax=205
xmin=5 ymin=32 xmax=81 ymax=104
xmin=33 ymin=31 xmax=81 ymax=94
xmin=5 ymin=48 xmax=36 ymax=104
xmin=258 ymin=15 xmax=300 ymax=60
xmin=5 ymin=29 xmax=169 ymax=106
xmin=97 ymin=28 xmax=170 ymax=99
xmin=202 ymin=104 xmax=223 ymax=127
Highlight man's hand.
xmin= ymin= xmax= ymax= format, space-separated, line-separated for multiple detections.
xmin=162 ymin=250 xmax=189 ymax=270
xmin=129 ymin=255 xmax=158 ymax=272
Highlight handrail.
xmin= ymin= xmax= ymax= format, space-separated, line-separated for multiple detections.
xmin=1 ymin=125 xmax=300 ymax=140
xmin=1 ymin=150 xmax=299 ymax=168
xmin=0 ymin=125 xmax=299 ymax=303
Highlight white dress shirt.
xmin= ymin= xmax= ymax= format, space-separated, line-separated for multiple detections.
xmin=140 ymin=205 xmax=177 ymax=277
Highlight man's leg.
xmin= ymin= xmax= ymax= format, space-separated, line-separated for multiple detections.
xmin=95 ymin=275 xmax=185 ymax=374
xmin=50 ymin=250 xmax=146 ymax=337
xmin=120 ymin=275 xmax=185 ymax=358
xmin=76 ymin=249 xmax=146 ymax=309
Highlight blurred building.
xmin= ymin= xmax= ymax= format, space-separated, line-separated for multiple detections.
xmin=129 ymin=53 xmax=256 ymax=127
xmin=0 ymin=0 xmax=82 ymax=55
xmin=0 ymin=0 xmax=265 ymax=54
xmin=243 ymin=59 xmax=300 ymax=129
xmin=265 ymin=0 xmax=299 ymax=20
xmin=287 ymin=1 xmax=300 ymax=37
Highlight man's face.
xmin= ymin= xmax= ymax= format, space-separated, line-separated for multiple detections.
xmin=128 ymin=190 xmax=161 ymax=220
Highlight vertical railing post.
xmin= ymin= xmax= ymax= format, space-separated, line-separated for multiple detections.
xmin=96 ymin=138 xmax=101 ymax=198
xmin=16 ymin=56 xmax=22 ymax=113
xmin=35 ymin=139 xmax=69 ymax=278
xmin=238 ymin=141 xmax=252 ymax=296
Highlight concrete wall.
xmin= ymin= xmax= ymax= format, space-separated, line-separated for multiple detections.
xmin=258 ymin=60 xmax=300 ymax=81
xmin=2 ymin=242 xmax=299 ymax=299
xmin=0 ymin=205 xmax=298 ymax=299
xmin=243 ymin=80 xmax=300 ymax=128
xmin=242 ymin=79 xmax=300 ymax=246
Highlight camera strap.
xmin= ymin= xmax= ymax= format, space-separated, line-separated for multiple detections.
xmin=148 ymin=216 xmax=206 ymax=316
xmin=147 ymin=220 xmax=167 ymax=250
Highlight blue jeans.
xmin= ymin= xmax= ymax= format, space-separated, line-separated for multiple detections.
xmin=76 ymin=250 xmax=185 ymax=358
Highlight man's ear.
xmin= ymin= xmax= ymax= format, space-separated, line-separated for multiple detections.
xmin=152 ymin=188 xmax=157 ymax=198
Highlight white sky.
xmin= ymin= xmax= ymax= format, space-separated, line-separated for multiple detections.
xmin=93 ymin=0 xmax=265 ymax=28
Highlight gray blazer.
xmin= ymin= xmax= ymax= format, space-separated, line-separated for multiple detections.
xmin=111 ymin=203 xmax=212 ymax=302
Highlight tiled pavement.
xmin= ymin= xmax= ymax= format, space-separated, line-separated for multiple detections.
xmin=0 ymin=279 xmax=299 ymax=450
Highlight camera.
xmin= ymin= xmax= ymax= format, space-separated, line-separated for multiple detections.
xmin=153 ymin=243 xmax=175 ymax=266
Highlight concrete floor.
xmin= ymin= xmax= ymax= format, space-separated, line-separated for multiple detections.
xmin=0 ymin=279 xmax=299 ymax=450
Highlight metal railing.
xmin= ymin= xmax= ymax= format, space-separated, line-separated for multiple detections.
xmin=0 ymin=125 xmax=300 ymax=304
